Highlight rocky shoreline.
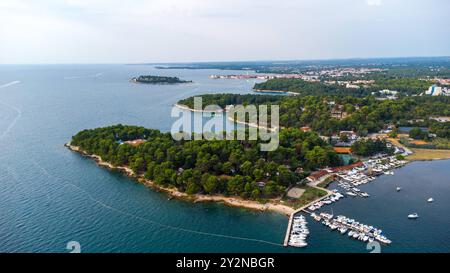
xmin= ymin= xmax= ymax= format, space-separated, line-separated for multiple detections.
xmin=65 ymin=143 xmax=294 ymax=216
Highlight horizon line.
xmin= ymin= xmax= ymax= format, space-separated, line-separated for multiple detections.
xmin=1 ymin=55 xmax=450 ymax=66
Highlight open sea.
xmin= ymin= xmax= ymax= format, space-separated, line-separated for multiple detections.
xmin=0 ymin=64 xmax=448 ymax=253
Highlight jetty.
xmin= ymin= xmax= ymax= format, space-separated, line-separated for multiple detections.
xmin=315 ymin=213 xmax=392 ymax=245
xmin=283 ymin=189 xmax=333 ymax=247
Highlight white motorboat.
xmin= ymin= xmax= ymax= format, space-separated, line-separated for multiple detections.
xmin=408 ymin=213 xmax=419 ymax=219
xmin=346 ymin=191 xmax=357 ymax=197
xmin=396 ymin=187 xmax=401 ymax=192
xmin=360 ymin=192 xmax=370 ymax=197
xmin=427 ymin=198 xmax=434 ymax=203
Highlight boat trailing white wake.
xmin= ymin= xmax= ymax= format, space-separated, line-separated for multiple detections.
xmin=0 ymin=81 xmax=20 ymax=89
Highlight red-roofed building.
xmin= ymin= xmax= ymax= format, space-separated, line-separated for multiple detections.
xmin=331 ymin=161 xmax=364 ymax=172
xmin=300 ymin=126 xmax=311 ymax=132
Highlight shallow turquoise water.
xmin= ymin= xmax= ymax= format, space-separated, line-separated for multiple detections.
xmin=0 ymin=65 xmax=448 ymax=253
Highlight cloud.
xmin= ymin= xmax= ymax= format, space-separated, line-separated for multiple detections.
xmin=366 ymin=0 xmax=382 ymax=6
xmin=0 ymin=0 xmax=449 ymax=63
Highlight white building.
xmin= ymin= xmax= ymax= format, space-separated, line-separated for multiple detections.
xmin=425 ymin=85 xmax=442 ymax=96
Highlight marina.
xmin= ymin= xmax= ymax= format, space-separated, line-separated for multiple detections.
xmin=335 ymin=156 xmax=407 ymax=198
xmin=285 ymin=155 xmax=407 ymax=248
xmin=287 ymin=215 xmax=309 ymax=248
xmin=314 ymin=213 xmax=392 ymax=245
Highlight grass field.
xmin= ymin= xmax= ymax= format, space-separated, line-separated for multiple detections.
xmin=407 ymin=148 xmax=450 ymax=161
xmin=388 ymin=136 xmax=450 ymax=161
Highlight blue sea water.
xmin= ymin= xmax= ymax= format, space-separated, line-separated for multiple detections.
xmin=0 ymin=64 xmax=448 ymax=253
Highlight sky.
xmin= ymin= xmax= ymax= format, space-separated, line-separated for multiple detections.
xmin=0 ymin=0 xmax=449 ymax=64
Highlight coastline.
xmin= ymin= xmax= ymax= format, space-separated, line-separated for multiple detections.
xmin=65 ymin=143 xmax=294 ymax=216
xmin=253 ymin=89 xmax=299 ymax=96
xmin=174 ymin=103 xmax=279 ymax=132
xmin=174 ymin=103 xmax=225 ymax=113
xmin=226 ymin=116 xmax=279 ymax=132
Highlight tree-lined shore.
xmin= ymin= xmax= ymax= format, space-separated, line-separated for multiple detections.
xmin=69 ymin=125 xmax=341 ymax=200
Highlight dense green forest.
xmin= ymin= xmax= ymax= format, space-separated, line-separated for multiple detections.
xmin=178 ymin=94 xmax=281 ymax=109
xmin=132 ymin=75 xmax=192 ymax=84
xmin=71 ymin=125 xmax=342 ymax=199
xmin=178 ymin=94 xmax=450 ymax=137
xmin=367 ymin=78 xmax=432 ymax=95
xmin=254 ymin=78 xmax=369 ymax=97
xmin=351 ymin=139 xmax=394 ymax=156
xmin=254 ymin=77 xmax=432 ymax=96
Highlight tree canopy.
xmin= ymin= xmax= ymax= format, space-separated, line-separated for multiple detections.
xmin=71 ymin=125 xmax=342 ymax=199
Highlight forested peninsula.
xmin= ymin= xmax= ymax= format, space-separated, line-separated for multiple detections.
xmin=69 ymin=125 xmax=341 ymax=201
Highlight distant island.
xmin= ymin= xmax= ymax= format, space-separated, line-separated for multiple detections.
xmin=131 ymin=75 xmax=192 ymax=84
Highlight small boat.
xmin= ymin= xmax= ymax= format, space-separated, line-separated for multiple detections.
xmin=408 ymin=213 xmax=419 ymax=219
xmin=396 ymin=187 xmax=401 ymax=192
xmin=346 ymin=191 xmax=357 ymax=197
xmin=339 ymin=227 xmax=348 ymax=234
xmin=427 ymin=198 xmax=434 ymax=203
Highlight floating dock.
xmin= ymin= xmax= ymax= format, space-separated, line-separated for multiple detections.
xmin=283 ymin=190 xmax=333 ymax=247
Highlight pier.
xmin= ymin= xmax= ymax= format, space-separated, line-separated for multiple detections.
xmin=316 ymin=213 xmax=392 ymax=245
xmin=283 ymin=189 xmax=333 ymax=247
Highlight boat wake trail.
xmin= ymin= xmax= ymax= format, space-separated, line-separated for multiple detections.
xmin=0 ymin=81 xmax=20 ymax=89
xmin=0 ymin=81 xmax=22 ymax=140
xmin=31 ymin=158 xmax=283 ymax=248
xmin=0 ymin=101 xmax=22 ymax=140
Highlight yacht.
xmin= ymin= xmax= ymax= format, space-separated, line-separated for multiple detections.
xmin=408 ymin=213 xmax=419 ymax=219
xmin=360 ymin=192 xmax=370 ymax=197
